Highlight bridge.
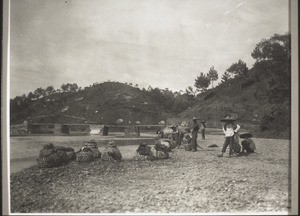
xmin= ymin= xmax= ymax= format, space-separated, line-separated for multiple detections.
xmin=10 ymin=122 xmax=167 ymax=137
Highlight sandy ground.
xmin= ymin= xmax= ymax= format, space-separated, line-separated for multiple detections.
xmin=10 ymin=133 xmax=291 ymax=214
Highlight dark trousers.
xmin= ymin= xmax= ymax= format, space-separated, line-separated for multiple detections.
xmin=201 ymin=129 xmax=205 ymax=139
xmin=191 ymin=131 xmax=198 ymax=151
xmin=222 ymin=136 xmax=234 ymax=155
xmin=178 ymin=132 xmax=185 ymax=146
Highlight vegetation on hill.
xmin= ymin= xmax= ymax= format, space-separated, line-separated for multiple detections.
xmin=10 ymin=33 xmax=291 ymax=138
xmin=10 ymin=81 xmax=195 ymax=125
xmin=177 ymin=32 xmax=291 ymax=138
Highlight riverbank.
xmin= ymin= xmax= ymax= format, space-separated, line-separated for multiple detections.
xmin=10 ymin=135 xmax=290 ymax=214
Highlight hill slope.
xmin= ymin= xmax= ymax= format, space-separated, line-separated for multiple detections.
xmin=170 ymin=69 xmax=290 ymax=138
xmin=10 ymin=82 xmax=172 ymax=125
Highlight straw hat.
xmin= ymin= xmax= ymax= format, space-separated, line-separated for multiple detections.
xmin=239 ymin=132 xmax=253 ymax=139
xmin=220 ymin=116 xmax=236 ymax=122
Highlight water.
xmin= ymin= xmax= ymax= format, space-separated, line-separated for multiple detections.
xmin=9 ymin=133 xmax=157 ymax=174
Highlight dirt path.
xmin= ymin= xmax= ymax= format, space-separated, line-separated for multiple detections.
xmin=10 ymin=136 xmax=290 ymax=214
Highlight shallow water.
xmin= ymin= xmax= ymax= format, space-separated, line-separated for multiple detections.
xmin=9 ymin=133 xmax=158 ymax=173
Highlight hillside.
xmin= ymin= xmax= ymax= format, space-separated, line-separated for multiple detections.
xmin=169 ymin=68 xmax=290 ymax=138
xmin=10 ymin=82 xmax=172 ymax=125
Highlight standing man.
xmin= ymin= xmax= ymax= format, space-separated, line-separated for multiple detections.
xmin=218 ymin=116 xmax=241 ymax=158
xmin=200 ymin=120 xmax=206 ymax=140
xmin=176 ymin=125 xmax=188 ymax=148
xmin=190 ymin=117 xmax=200 ymax=152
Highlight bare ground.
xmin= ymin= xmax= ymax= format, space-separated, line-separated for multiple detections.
xmin=10 ymin=135 xmax=291 ymax=214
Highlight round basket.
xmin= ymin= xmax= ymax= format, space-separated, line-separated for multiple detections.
xmin=56 ymin=149 xmax=68 ymax=163
xmin=184 ymin=143 xmax=193 ymax=151
xmin=90 ymin=148 xmax=101 ymax=158
xmin=103 ymin=147 xmax=122 ymax=161
xmin=136 ymin=144 xmax=152 ymax=156
xmin=76 ymin=151 xmax=93 ymax=162
xmin=37 ymin=152 xmax=61 ymax=168
xmin=101 ymin=152 xmax=115 ymax=161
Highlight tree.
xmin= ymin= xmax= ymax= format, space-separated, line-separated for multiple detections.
xmin=45 ymin=86 xmax=55 ymax=95
xmin=226 ymin=59 xmax=248 ymax=77
xmin=185 ymin=86 xmax=197 ymax=97
xmin=251 ymin=33 xmax=290 ymax=63
xmin=69 ymin=83 xmax=79 ymax=92
xmin=27 ymin=92 xmax=35 ymax=99
xmin=194 ymin=72 xmax=210 ymax=93
xmin=251 ymin=33 xmax=291 ymax=103
xmin=61 ymin=83 xmax=79 ymax=93
xmin=207 ymin=66 xmax=218 ymax=88
xmin=34 ymin=87 xmax=46 ymax=98
xmin=221 ymin=71 xmax=231 ymax=83
xmin=61 ymin=84 xmax=68 ymax=92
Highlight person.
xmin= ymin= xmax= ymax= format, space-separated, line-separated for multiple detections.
xmin=176 ymin=125 xmax=189 ymax=148
xmin=239 ymin=132 xmax=256 ymax=155
xmin=200 ymin=120 xmax=206 ymax=140
xmin=167 ymin=125 xmax=179 ymax=148
xmin=190 ymin=117 xmax=200 ymax=152
xmin=218 ymin=116 xmax=240 ymax=157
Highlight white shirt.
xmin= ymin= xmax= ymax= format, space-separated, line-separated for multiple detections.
xmin=223 ymin=123 xmax=240 ymax=137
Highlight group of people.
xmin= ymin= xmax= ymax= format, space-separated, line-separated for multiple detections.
xmin=163 ymin=116 xmax=256 ymax=157
xmin=162 ymin=117 xmax=207 ymax=152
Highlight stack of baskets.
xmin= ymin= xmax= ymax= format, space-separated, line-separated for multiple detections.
xmin=134 ymin=143 xmax=155 ymax=161
xmin=76 ymin=147 xmax=94 ymax=162
xmin=154 ymin=143 xmax=170 ymax=159
xmin=53 ymin=146 xmax=69 ymax=163
xmin=102 ymin=141 xmax=122 ymax=162
xmin=84 ymin=139 xmax=101 ymax=158
xmin=37 ymin=143 xmax=66 ymax=168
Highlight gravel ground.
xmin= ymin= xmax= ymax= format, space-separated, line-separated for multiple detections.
xmin=10 ymin=135 xmax=291 ymax=214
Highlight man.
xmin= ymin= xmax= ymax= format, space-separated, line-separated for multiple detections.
xmin=190 ymin=117 xmax=200 ymax=152
xmin=239 ymin=132 xmax=256 ymax=155
xmin=218 ymin=116 xmax=241 ymax=158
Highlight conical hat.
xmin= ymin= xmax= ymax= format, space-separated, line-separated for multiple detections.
xmin=239 ymin=132 xmax=253 ymax=139
xmin=220 ymin=116 xmax=236 ymax=122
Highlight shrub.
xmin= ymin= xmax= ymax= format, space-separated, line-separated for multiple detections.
xmin=260 ymin=104 xmax=290 ymax=134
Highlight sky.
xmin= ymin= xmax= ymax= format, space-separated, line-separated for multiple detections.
xmin=9 ymin=0 xmax=289 ymax=98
